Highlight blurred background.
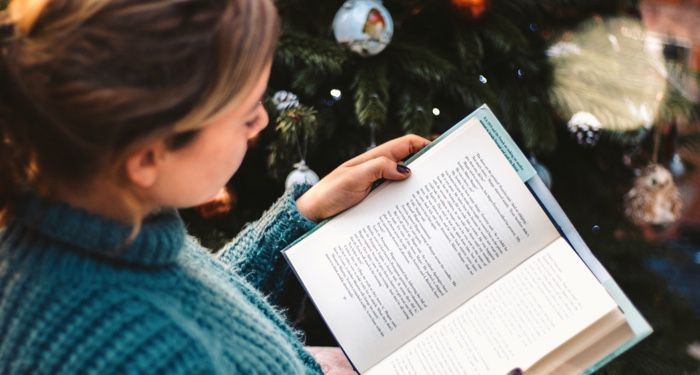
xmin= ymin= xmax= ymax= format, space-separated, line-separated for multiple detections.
xmin=180 ymin=0 xmax=698 ymax=373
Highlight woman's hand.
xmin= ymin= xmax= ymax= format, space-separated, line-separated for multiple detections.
xmin=296 ymin=134 xmax=431 ymax=222
xmin=305 ymin=346 xmax=357 ymax=375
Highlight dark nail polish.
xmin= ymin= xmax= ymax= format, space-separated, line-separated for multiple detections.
xmin=397 ymin=164 xmax=410 ymax=174
xmin=507 ymin=368 xmax=523 ymax=375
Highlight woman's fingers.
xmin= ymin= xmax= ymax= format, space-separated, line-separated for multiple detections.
xmin=295 ymin=135 xmax=427 ymax=222
xmin=343 ymin=134 xmax=430 ymax=167
xmin=353 ymin=156 xmax=412 ymax=184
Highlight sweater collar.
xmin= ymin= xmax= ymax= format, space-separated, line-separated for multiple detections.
xmin=11 ymin=194 xmax=185 ymax=266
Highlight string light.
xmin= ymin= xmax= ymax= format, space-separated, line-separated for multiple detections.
xmin=330 ymin=89 xmax=342 ymax=99
xmin=432 ymin=107 xmax=441 ymax=116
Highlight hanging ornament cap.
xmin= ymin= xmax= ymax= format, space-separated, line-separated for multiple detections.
xmin=285 ymin=160 xmax=320 ymax=189
xmin=568 ymin=111 xmax=602 ymax=147
xmin=332 ymin=0 xmax=394 ymax=57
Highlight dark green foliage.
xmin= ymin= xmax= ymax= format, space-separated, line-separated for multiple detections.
xmin=352 ymin=62 xmax=390 ymax=128
xmin=181 ymin=0 xmax=698 ymax=372
xmin=396 ymin=90 xmax=433 ymax=135
xmin=274 ymin=105 xmax=319 ymax=147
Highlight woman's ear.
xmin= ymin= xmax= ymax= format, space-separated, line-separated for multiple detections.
xmin=124 ymin=139 xmax=167 ymax=189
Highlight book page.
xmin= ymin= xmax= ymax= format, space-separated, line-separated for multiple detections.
xmin=285 ymin=118 xmax=559 ymax=372
xmin=526 ymin=309 xmax=633 ymax=375
xmin=365 ymin=238 xmax=619 ymax=375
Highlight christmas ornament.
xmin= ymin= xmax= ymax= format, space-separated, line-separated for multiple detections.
xmin=567 ymin=111 xmax=602 ymax=147
xmin=549 ymin=17 xmax=666 ymax=132
xmin=529 ymin=156 xmax=552 ymax=189
xmin=624 ymin=163 xmax=682 ymax=226
xmin=332 ymin=0 xmax=394 ymax=57
xmin=272 ymin=90 xmax=300 ymax=111
xmin=669 ymin=153 xmax=685 ymax=177
xmin=196 ymin=187 xmax=237 ymax=219
xmin=285 ymin=160 xmax=320 ymax=189
xmin=272 ymin=97 xmax=320 ymax=190
xmin=451 ymin=0 xmax=489 ymax=19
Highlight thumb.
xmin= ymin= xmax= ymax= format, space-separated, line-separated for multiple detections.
xmin=354 ymin=156 xmax=411 ymax=183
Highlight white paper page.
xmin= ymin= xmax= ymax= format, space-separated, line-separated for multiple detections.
xmin=286 ymin=118 xmax=559 ymax=372
xmin=365 ymin=238 xmax=618 ymax=375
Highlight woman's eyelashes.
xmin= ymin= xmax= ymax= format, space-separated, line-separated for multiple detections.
xmin=245 ymin=115 xmax=260 ymax=127
xmin=244 ymin=101 xmax=264 ymax=127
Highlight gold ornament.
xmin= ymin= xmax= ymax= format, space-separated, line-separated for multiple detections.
xmin=451 ymin=0 xmax=489 ymax=19
xmin=196 ymin=187 xmax=237 ymax=219
xmin=624 ymin=163 xmax=682 ymax=226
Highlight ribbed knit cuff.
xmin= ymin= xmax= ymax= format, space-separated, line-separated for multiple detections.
xmin=216 ymin=184 xmax=317 ymax=295
xmin=283 ymin=183 xmax=318 ymax=235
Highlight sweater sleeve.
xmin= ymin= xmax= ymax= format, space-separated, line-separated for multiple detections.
xmin=215 ymin=184 xmax=317 ymax=297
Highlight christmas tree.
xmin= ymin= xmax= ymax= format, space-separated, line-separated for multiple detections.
xmin=182 ymin=0 xmax=700 ymax=373
xmin=3 ymin=0 xmax=696 ymax=372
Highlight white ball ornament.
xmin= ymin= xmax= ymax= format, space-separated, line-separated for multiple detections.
xmin=271 ymin=90 xmax=300 ymax=111
xmin=332 ymin=0 xmax=394 ymax=57
xmin=285 ymin=160 xmax=320 ymax=189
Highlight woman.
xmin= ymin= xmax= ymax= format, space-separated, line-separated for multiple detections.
xmin=0 ymin=0 xmax=428 ymax=373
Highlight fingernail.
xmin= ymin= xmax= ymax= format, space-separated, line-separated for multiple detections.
xmin=507 ymin=368 xmax=523 ymax=375
xmin=396 ymin=164 xmax=410 ymax=174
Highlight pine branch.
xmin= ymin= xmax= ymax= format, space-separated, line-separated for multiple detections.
xmin=266 ymin=142 xmax=298 ymax=180
xmin=516 ymin=96 xmax=557 ymax=153
xmin=479 ymin=14 xmax=530 ymax=55
xmin=352 ymin=62 xmax=390 ymax=129
xmin=452 ymin=25 xmax=484 ymax=71
xmin=385 ymin=43 xmax=457 ymax=88
xmin=265 ymin=105 xmax=321 ymax=179
xmin=290 ymin=67 xmax=325 ymax=97
xmin=275 ymin=33 xmax=349 ymax=76
xmin=396 ymin=90 xmax=433 ymax=136
xmin=446 ymin=77 xmax=498 ymax=113
xmin=274 ymin=105 xmax=319 ymax=147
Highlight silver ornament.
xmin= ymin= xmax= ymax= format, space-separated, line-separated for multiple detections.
xmin=285 ymin=160 xmax=320 ymax=189
xmin=272 ymin=90 xmax=300 ymax=111
xmin=332 ymin=0 xmax=394 ymax=57
xmin=624 ymin=163 xmax=683 ymax=226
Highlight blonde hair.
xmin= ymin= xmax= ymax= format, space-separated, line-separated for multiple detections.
xmin=0 ymin=0 xmax=280 ymax=226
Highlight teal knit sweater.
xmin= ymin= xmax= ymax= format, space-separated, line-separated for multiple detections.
xmin=0 ymin=186 xmax=324 ymax=374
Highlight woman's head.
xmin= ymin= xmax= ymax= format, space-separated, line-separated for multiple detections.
xmin=0 ymin=0 xmax=280 ymax=223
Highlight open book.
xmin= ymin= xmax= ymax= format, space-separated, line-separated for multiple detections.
xmin=283 ymin=105 xmax=652 ymax=374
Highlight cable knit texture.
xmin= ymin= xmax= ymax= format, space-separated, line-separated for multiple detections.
xmin=0 ymin=185 xmax=322 ymax=374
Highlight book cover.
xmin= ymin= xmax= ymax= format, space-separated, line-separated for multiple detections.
xmin=284 ymin=104 xmax=652 ymax=374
